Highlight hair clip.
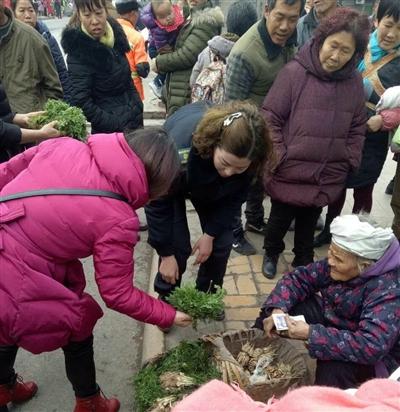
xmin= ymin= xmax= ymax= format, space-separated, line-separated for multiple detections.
xmin=223 ymin=112 xmax=243 ymax=127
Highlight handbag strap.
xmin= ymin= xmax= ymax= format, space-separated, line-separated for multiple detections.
xmin=0 ymin=188 xmax=129 ymax=203
xmin=362 ymin=49 xmax=399 ymax=97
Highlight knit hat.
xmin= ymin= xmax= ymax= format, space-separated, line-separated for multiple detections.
xmin=115 ymin=0 xmax=140 ymax=15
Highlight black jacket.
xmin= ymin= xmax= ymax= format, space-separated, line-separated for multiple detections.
xmin=347 ymin=55 xmax=400 ymax=188
xmin=61 ymin=18 xmax=143 ymax=134
xmin=36 ymin=20 xmax=72 ymax=103
xmin=0 ymin=81 xmax=21 ymax=163
xmin=145 ymin=102 xmax=252 ymax=256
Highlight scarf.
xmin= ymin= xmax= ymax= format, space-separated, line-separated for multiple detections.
xmin=81 ymin=20 xmax=115 ymax=48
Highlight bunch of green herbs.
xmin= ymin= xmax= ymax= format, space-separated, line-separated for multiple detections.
xmin=166 ymin=284 xmax=226 ymax=329
xmin=134 ymin=340 xmax=220 ymax=412
xmin=28 ymin=99 xmax=87 ymax=141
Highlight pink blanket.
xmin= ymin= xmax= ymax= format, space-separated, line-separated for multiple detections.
xmin=172 ymin=379 xmax=400 ymax=412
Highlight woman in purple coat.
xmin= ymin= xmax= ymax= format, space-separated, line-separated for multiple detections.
xmin=260 ymin=8 xmax=370 ymax=279
xmin=255 ymin=214 xmax=400 ymax=389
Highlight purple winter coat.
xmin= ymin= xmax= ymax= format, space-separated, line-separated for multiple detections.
xmin=261 ymin=39 xmax=367 ymax=207
xmin=0 ymin=133 xmax=176 ymax=354
xmin=262 ymin=240 xmax=400 ymax=373
xmin=141 ymin=3 xmax=180 ymax=51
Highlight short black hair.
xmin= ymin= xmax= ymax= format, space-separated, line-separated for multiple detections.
xmin=226 ymin=0 xmax=258 ymax=37
xmin=377 ymin=0 xmax=400 ymax=23
xmin=266 ymin=0 xmax=305 ymax=16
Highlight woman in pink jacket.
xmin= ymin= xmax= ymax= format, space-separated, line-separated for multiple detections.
xmin=0 ymin=128 xmax=191 ymax=412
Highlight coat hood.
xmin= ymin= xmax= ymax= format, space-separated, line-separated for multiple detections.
xmin=207 ymin=35 xmax=235 ymax=59
xmin=361 ymin=240 xmax=400 ymax=279
xmin=191 ymin=4 xmax=224 ymax=29
xmin=61 ymin=17 xmax=130 ymax=70
xmin=88 ymin=133 xmax=149 ymax=207
xmin=295 ymin=38 xmax=358 ymax=82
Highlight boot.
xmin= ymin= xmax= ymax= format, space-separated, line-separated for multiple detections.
xmin=74 ymin=391 xmax=120 ymax=412
xmin=313 ymin=226 xmax=332 ymax=247
xmin=0 ymin=375 xmax=38 ymax=406
xmin=262 ymin=255 xmax=279 ymax=279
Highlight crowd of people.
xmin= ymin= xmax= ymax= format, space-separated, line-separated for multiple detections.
xmin=0 ymin=0 xmax=399 ymax=411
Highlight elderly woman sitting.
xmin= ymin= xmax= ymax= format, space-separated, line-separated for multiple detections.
xmin=255 ymin=214 xmax=400 ymax=389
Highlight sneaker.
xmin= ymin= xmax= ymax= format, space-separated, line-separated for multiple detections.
xmin=245 ymin=221 xmax=268 ymax=235
xmin=149 ymin=80 xmax=162 ymax=99
xmin=232 ymin=235 xmax=256 ymax=255
xmin=385 ymin=178 xmax=395 ymax=195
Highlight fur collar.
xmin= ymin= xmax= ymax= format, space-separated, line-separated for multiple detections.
xmin=61 ymin=17 xmax=129 ymax=70
xmin=190 ymin=6 xmax=224 ymax=29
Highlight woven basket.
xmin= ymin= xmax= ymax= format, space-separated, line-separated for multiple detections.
xmin=202 ymin=328 xmax=311 ymax=403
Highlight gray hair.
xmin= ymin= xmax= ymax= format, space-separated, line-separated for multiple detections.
xmin=265 ymin=0 xmax=305 ymax=15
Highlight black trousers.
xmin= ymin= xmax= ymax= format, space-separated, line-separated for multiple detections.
xmin=232 ymin=177 xmax=265 ymax=238
xmin=154 ymin=196 xmax=233 ymax=297
xmin=255 ymin=297 xmax=376 ymax=389
xmin=263 ymin=199 xmax=322 ymax=266
xmin=0 ymin=335 xmax=98 ymax=398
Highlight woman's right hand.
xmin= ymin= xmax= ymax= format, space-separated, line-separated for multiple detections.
xmin=159 ymin=255 xmax=179 ymax=285
xmin=263 ymin=308 xmax=285 ymax=338
xmin=38 ymin=121 xmax=61 ymax=140
xmin=173 ymin=310 xmax=192 ymax=327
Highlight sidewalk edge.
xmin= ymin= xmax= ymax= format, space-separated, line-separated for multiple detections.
xmin=140 ymin=251 xmax=165 ymax=366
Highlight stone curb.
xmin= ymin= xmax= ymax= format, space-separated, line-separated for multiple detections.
xmin=140 ymin=250 xmax=165 ymax=366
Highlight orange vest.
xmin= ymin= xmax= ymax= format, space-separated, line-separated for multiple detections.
xmin=117 ymin=18 xmax=148 ymax=101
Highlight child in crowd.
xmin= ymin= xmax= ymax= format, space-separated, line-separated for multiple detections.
xmin=141 ymin=0 xmax=184 ymax=98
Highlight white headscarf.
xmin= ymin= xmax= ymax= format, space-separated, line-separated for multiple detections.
xmin=330 ymin=215 xmax=395 ymax=260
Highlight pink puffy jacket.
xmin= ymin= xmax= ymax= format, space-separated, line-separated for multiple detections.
xmin=0 ymin=133 xmax=176 ymax=354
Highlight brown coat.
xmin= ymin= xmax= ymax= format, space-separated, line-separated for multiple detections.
xmin=0 ymin=9 xmax=62 ymax=113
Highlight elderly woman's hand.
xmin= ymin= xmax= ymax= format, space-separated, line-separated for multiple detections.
xmin=285 ymin=315 xmax=310 ymax=340
xmin=263 ymin=308 xmax=285 ymax=338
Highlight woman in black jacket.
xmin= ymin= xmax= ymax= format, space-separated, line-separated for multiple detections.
xmin=61 ymin=0 xmax=143 ymax=134
xmin=0 ymin=81 xmax=60 ymax=163
xmin=145 ymin=101 xmax=273 ymax=318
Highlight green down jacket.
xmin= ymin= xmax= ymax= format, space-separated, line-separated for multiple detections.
xmin=155 ymin=1 xmax=224 ymax=116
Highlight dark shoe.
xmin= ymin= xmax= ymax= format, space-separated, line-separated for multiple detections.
xmin=74 ymin=390 xmax=120 ymax=412
xmin=232 ymin=234 xmax=256 ymax=255
xmin=214 ymin=309 xmax=225 ymax=321
xmin=385 ymin=178 xmax=395 ymax=195
xmin=313 ymin=229 xmax=332 ymax=248
xmin=245 ymin=221 xmax=268 ymax=236
xmin=0 ymin=375 xmax=38 ymax=407
xmin=262 ymin=255 xmax=278 ymax=279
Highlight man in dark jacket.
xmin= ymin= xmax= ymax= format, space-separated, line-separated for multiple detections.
xmin=297 ymin=0 xmax=338 ymax=48
xmin=225 ymin=0 xmax=303 ymax=256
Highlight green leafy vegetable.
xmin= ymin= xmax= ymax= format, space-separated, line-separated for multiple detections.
xmin=28 ymin=99 xmax=87 ymax=141
xmin=166 ymin=284 xmax=226 ymax=329
xmin=134 ymin=341 xmax=220 ymax=412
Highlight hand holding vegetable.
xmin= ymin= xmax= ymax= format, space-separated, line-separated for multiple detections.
xmin=13 ymin=111 xmax=46 ymax=128
xmin=38 ymin=121 xmax=61 ymax=140
xmin=173 ymin=310 xmax=192 ymax=327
